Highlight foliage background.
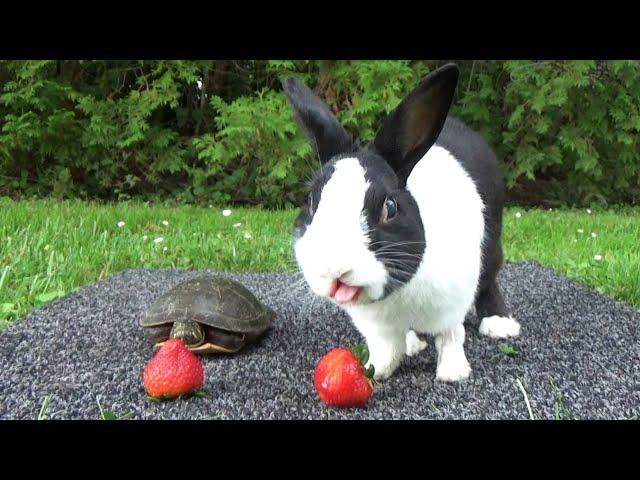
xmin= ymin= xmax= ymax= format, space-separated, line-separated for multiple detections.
xmin=1 ymin=60 xmax=639 ymax=208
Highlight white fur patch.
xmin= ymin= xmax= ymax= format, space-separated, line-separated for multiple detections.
xmin=435 ymin=346 xmax=471 ymax=382
xmin=405 ymin=330 xmax=427 ymax=357
xmin=479 ymin=315 xmax=521 ymax=338
xmin=294 ymin=157 xmax=387 ymax=301
xmin=435 ymin=324 xmax=471 ymax=382
xmin=350 ymin=315 xmax=406 ymax=380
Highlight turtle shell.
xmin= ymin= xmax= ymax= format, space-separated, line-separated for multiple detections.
xmin=140 ymin=276 xmax=275 ymax=335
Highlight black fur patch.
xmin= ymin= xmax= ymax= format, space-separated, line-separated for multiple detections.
xmin=292 ymin=162 xmax=336 ymax=240
xmin=358 ymin=150 xmax=426 ymax=298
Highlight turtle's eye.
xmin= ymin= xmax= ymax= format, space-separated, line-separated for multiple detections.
xmin=380 ymin=196 xmax=397 ymax=223
xmin=308 ymin=192 xmax=314 ymax=213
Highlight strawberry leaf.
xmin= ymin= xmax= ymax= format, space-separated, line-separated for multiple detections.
xmin=192 ymin=389 xmax=208 ymax=398
xmin=364 ymin=364 xmax=375 ymax=379
xmin=147 ymin=389 xmax=207 ymax=402
xmin=177 ymin=389 xmax=208 ymax=400
xmin=350 ymin=344 xmax=369 ymax=366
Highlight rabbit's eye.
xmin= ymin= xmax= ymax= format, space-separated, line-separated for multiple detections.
xmin=381 ymin=197 xmax=397 ymax=223
xmin=308 ymin=192 xmax=314 ymax=213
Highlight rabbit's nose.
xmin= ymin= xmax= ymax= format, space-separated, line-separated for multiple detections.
xmin=338 ymin=270 xmax=354 ymax=283
xmin=323 ymin=268 xmax=352 ymax=281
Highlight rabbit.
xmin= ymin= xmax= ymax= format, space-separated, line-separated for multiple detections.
xmin=283 ymin=63 xmax=521 ymax=382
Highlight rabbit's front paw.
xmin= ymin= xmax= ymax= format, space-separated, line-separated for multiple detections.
xmin=435 ymin=346 xmax=471 ymax=382
xmin=369 ymin=360 xmax=399 ymax=380
xmin=405 ymin=330 xmax=428 ymax=357
xmin=367 ymin=344 xmax=403 ymax=380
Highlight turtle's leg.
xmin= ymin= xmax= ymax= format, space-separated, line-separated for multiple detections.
xmin=144 ymin=325 xmax=172 ymax=346
xmin=209 ymin=329 xmax=246 ymax=351
xmin=170 ymin=321 xmax=205 ymax=348
xmin=189 ymin=328 xmax=247 ymax=354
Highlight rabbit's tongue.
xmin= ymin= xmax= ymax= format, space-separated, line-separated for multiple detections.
xmin=334 ymin=283 xmax=361 ymax=304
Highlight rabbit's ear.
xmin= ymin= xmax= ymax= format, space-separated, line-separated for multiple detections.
xmin=283 ymin=76 xmax=353 ymax=164
xmin=372 ymin=64 xmax=459 ymax=187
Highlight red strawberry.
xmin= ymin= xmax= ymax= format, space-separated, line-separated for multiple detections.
xmin=143 ymin=339 xmax=204 ymax=399
xmin=314 ymin=345 xmax=376 ymax=408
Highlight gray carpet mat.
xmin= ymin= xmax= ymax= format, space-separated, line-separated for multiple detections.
xmin=0 ymin=262 xmax=638 ymax=420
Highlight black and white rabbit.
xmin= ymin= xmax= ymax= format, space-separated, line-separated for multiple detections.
xmin=283 ymin=63 xmax=520 ymax=382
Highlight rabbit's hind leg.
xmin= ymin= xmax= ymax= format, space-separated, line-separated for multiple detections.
xmin=476 ymin=280 xmax=521 ymax=338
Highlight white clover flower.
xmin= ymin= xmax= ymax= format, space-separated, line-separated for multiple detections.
xmin=117 ymin=221 xmax=125 ymax=228
xmin=591 ymin=232 xmax=597 ymax=238
xmin=222 ymin=209 xmax=232 ymax=217
xmin=515 ymin=212 xmax=522 ymax=218
xmin=548 ymin=208 xmax=553 ymax=212
xmin=142 ymin=235 xmax=148 ymax=241
xmin=153 ymin=237 xmax=164 ymax=244
xmin=577 ymin=229 xmax=584 ymax=234
xmin=163 ymin=246 xmax=168 ymax=252
xmin=161 ymin=220 xmax=169 ymax=226
xmin=209 ymin=205 xmax=213 ymax=209
xmin=587 ymin=209 xmax=592 ymax=214
xmin=233 ymin=223 xmax=242 ymax=228
xmin=243 ymin=232 xmax=252 ymax=239
xmin=594 ymin=255 xmax=602 ymax=261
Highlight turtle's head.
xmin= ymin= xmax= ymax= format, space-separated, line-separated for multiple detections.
xmin=169 ymin=322 xmax=205 ymax=348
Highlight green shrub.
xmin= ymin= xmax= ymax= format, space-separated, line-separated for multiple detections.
xmin=192 ymin=89 xmax=311 ymax=208
xmin=1 ymin=60 xmax=639 ymax=207
xmin=454 ymin=60 xmax=640 ymax=206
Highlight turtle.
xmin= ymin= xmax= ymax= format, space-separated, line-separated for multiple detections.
xmin=139 ymin=276 xmax=275 ymax=354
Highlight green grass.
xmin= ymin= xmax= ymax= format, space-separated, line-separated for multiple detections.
xmin=550 ymin=380 xmax=572 ymax=420
xmin=497 ymin=343 xmax=519 ymax=358
xmin=96 ymin=397 xmax=133 ymax=420
xmin=503 ymin=206 xmax=640 ymax=307
xmin=515 ymin=378 xmax=535 ymax=420
xmin=1 ymin=198 xmax=639 ymax=330
xmin=37 ymin=395 xmax=50 ymax=420
xmin=0 ymin=198 xmax=297 ymax=329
